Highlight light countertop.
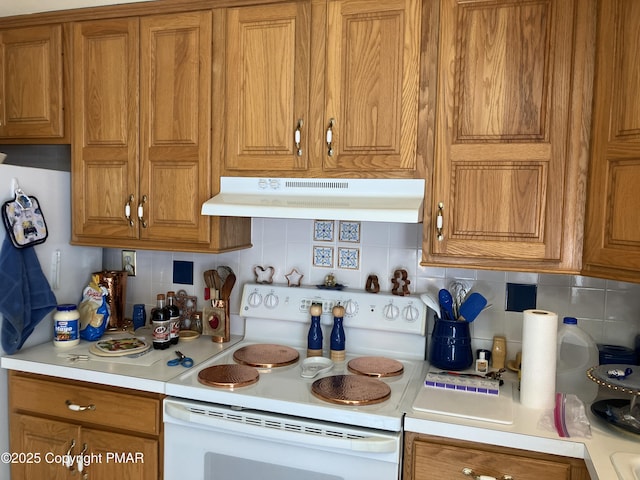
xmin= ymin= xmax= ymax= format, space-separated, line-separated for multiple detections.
xmin=1 ymin=332 xmax=243 ymax=393
xmin=2 ymin=344 xmax=637 ymax=479
xmin=404 ymin=368 xmax=639 ymax=480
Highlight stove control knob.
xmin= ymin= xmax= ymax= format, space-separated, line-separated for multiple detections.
xmin=343 ymin=299 xmax=358 ymax=316
xmin=403 ymin=304 xmax=420 ymax=323
xmin=264 ymin=292 xmax=279 ymax=309
xmin=383 ymin=303 xmax=399 ymax=320
xmin=247 ymin=291 xmax=262 ymax=307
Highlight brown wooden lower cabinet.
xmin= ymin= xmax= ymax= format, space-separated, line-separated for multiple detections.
xmin=404 ymin=432 xmax=590 ymax=480
xmin=8 ymin=371 xmax=163 ymax=480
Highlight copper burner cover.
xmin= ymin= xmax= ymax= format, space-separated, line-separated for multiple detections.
xmin=198 ymin=364 xmax=259 ymax=388
xmin=347 ymin=356 xmax=404 ymax=378
xmin=311 ymin=375 xmax=391 ymax=405
xmin=233 ymin=343 xmax=300 ymax=368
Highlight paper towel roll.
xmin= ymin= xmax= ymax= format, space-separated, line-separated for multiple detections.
xmin=520 ymin=309 xmax=558 ymax=409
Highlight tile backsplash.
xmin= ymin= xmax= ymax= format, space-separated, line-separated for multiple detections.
xmin=103 ymin=218 xmax=640 ymax=358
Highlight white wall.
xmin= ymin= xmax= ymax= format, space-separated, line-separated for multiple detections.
xmin=0 ymin=165 xmax=102 ymax=480
xmin=103 ymin=218 xmax=640 ymax=356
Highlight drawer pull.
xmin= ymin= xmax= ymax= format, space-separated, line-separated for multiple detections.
xmin=66 ymin=399 xmax=96 ymax=412
xmin=462 ymin=467 xmax=513 ymax=480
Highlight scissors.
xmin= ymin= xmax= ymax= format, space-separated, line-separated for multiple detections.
xmin=167 ymin=351 xmax=194 ymax=368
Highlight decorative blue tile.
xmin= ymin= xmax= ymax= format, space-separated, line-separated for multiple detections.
xmin=337 ymin=247 xmax=359 ymax=270
xmin=339 ymin=221 xmax=360 ymax=243
xmin=313 ymin=246 xmax=334 ymax=268
xmin=314 ymin=220 xmax=334 ymax=241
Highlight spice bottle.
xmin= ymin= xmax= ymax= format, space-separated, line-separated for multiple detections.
xmin=330 ymin=305 xmax=345 ymax=362
xmin=307 ymin=303 xmax=323 ymax=357
xmin=475 ymin=351 xmax=489 ymax=373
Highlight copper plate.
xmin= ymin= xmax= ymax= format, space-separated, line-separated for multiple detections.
xmin=233 ymin=344 xmax=300 ymax=368
xmin=197 ymin=364 xmax=259 ymax=388
xmin=311 ymin=375 xmax=391 ymax=405
xmin=347 ymin=356 xmax=404 ymax=377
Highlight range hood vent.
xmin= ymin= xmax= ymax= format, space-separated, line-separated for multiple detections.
xmin=202 ymin=177 xmax=425 ymax=223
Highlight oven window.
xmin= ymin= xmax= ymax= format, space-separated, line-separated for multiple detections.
xmin=205 ymin=453 xmax=342 ymax=480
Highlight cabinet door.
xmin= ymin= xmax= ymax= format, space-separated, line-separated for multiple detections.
xmin=224 ymin=2 xmax=310 ymax=172
xmin=583 ymin=0 xmax=640 ymax=282
xmin=139 ymin=11 xmax=212 ymax=244
xmin=10 ymin=414 xmax=78 ymax=480
xmin=82 ymin=428 xmax=158 ymax=480
xmin=72 ymin=18 xmax=140 ymax=241
xmin=0 ymin=25 xmax=64 ymax=138
xmin=323 ymin=0 xmax=420 ymax=173
xmin=425 ymin=0 xmax=577 ymax=266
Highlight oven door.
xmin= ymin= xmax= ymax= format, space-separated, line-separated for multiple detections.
xmin=164 ymin=397 xmax=401 ymax=480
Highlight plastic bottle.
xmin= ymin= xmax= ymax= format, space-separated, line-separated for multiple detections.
xmin=151 ymin=294 xmax=171 ymax=350
xmin=166 ymin=291 xmax=180 ymax=345
xmin=53 ymin=304 xmax=80 ymax=347
xmin=556 ymin=317 xmax=599 ymax=403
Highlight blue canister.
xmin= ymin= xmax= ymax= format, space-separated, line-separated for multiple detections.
xmin=53 ymin=304 xmax=80 ymax=347
xmin=429 ymin=316 xmax=473 ymax=370
xmin=132 ymin=304 xmax=147 ymax=330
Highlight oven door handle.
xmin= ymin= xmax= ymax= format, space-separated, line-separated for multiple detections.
xmin=165 ymin=401 xmax=398 ymax=453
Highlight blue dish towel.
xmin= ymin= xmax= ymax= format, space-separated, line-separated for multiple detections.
xmin=0 ymin=235 xmax=57 ymax=354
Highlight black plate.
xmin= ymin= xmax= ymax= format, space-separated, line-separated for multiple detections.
xmin=591 ymin=398 xmax=640 ymax=436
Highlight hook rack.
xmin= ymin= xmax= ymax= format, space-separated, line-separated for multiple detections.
xmin=10 ymin=177 xmax=19 ymax=198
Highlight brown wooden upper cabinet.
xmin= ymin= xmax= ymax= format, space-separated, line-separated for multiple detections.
xmin=0 ymin=24 xmax=68 ymax=141
xmin=583 ymin=0 xmax=640 ymax=283
xmin=422 ymin=0 xmax=593 ymax=273
xmin=71 ymin=13 xmax=251 ymax=253
xmin=219 ymin=0 xmax=421 ymax=178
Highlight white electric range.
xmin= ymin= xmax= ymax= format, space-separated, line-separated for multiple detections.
xmin=164 ymin=283 xmax=427 ymax=480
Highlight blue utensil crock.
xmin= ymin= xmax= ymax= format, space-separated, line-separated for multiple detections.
xmin=429 ymin=317 xmax=473 ymax=371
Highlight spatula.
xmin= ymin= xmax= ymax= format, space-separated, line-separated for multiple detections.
xmin=458 ymin=292 xmax=488 ymax=322
xmin=438 ymin=289 xmax=455 ymax=320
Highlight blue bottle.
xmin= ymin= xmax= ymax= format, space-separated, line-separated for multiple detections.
xmin=307 ymin=303 xmax=323 ymax=357
xmin=330 ymin=305 xmax=346 ymax=362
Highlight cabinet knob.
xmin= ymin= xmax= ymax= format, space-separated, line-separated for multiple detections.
xmin=125 ymin=194 xmax=135 ymax=227
xmin=294 ymin=119 xmax=304 ymax=157
xmin=436 ymin=202 xmax=445 ymax=241
xmin=66 ymin=399 xmax=96 ymax=412
xmin=462 ymin=467 xmax=513 ymax=480
xmin=138 ymin=195 xmax=148 ymax=228
xmin=326 ymin=118 xmax=335 ymax=157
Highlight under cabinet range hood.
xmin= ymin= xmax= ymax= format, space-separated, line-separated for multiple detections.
xmin=202 ymin=177 xmax=425 ymax=223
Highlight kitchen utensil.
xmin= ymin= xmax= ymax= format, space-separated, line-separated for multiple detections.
xmin=221 ymin=271 xmax=236 ymax=300
xmin=438 ymin=289 xmax=455 ymax=320
xmin=167 ymin=350 xmax=194 ymax=368
xmin=300 ymin=357 xmax=334 ymax=378
xmin=419 ymin=293 xmax=440 ymax=319
xmin=458 ymin=292 xmax=488 ymax=322
xmin=449 ymin=281 xmax=469 ymax=319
